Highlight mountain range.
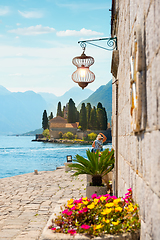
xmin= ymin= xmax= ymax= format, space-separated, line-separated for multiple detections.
xmin=77 ymin=80 xmax=112 ymax=124
xmin=0 ymin=81 xmax=112 ymax=135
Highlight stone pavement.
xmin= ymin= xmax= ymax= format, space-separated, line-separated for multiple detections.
xmin=0 ymin=167 xmax=86 ymax=240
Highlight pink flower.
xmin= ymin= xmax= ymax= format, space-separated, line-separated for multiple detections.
xmin=78 ymin=207 xmax=88 ymax=214
xmin=91 ymin=193 xmax=97 ymax=199
xmin=68 ymin=229 xmax=76 ymax=235
xmin=81 ymin=224 xmax=90 ymax=229
xmin=71 ymin=206 xmax=76 ymax=210
xmin=66 ymin=211 xmax=72 ymax=216
xmin=127 ymin=188 xmax=132 ymax=192
xmin=62 ymin=209 xmax=68 ymax=214
xmin=51 ymin=227 xmax=56 ymax=231
xmin=122 ymin=197 xmax=129 ymax=203
xmin=111 ymin=196 xmax=117 ymax=199
xmin=74 ymin=199 xmax=82 ymax=204
xmin=62 ymin=209 xmax=72 ymax=216
xmin=105 ymin=196 xmax=111 ymax=201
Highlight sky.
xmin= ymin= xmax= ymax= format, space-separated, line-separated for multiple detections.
xmin=0 ymin=0 xmax=113 ymax=96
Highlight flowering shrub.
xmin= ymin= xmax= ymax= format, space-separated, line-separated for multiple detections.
xmin=49 ymin=189 xmax=140 ymax=237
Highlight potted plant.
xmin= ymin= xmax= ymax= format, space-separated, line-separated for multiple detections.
xmin=69 ymin=148 xmax=115 ymax=198
xmin=42 ymin=188 xmax=140 ymax=240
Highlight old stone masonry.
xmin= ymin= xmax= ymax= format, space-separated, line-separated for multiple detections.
xmin=0 ymin=167 xmax=86 ymax=240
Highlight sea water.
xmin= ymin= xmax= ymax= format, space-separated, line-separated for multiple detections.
xmin=0 ymin=136 xmax=112 ymax=179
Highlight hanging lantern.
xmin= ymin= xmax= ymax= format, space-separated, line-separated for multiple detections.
xmin=71 ymin=48 xmax=95 ymax=89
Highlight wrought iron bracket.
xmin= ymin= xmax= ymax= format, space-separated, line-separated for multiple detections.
xmin=78 ymin=37 xmax=117 ymax=51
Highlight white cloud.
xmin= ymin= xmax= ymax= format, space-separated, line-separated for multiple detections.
xmin=15 ymin=36 xmax=19 ymax=39
xmin=16 ymin=23 xmax=21 ymax=26
xmin=8 ymin=25 xmax=55 ymax=36
xmin=9 ymin=73 xmax=22 ymax=77
xmin=18 ymin=10 xmax=43 ymax=18
xmin=56 ymin=28 xmax=104 ymax=37
xmin=0 ymin=6 xmax=10 ymax=16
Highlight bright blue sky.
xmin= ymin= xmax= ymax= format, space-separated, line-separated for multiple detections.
xmin=0 ymin=0 xmax=112 ymax=96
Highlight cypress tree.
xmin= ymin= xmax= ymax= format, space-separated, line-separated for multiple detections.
xmin=86 ymin=103 xmax=92 ymax=129
xmin=48 ymin=112 xmax=53 ymax=120
xmin=42 ymin=110 xmax=49 ymax=130
xmin=89 ymin=106 xmax=97 ymax=130
xmin=97 ymin=102 xmax=103 ymax=110
xmin=96 ymin=108 xmax=105 ymax=130
xmin=79 ymin=103 xmax=87 ymax=130
xmin=68 ymin=98 xmax=76 ymax=123
xmin=57 ymin=102 xmax=63 ymax=117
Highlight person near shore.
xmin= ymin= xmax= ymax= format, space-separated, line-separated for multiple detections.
xmin=91 ymin=133 xmax=107 ymax=152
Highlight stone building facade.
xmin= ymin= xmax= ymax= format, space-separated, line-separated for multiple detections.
xmin=111 ymin=0 xmax=160 ymax=239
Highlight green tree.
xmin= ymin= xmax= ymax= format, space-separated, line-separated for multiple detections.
xmin=68 ymin=98 xmax=76 ymax=123
xmin=88 ymin=132 xmax=97 ymax=141
xmin=97 ymin=102 xmax=103 ymax=110
xmin=86 ymin=103 xmax=92 ymax=129
xmin=48 ymin=112 xmax=53 ymax=120
xmin=43 ymin=129 xmax=50 ymax=139
xmin=66 ymin=132 xmax=74 ymax=139
xmin=89 ymin=106 xmax=97 ymax=130
xmin=96 ymin=108 xmax=105 ymax=130
xmin=42 ymin=110 xmax=49 ymax=130
xmin=57 ymin=102 xmax=63 ymax=117
xmin=79 ymin=103 xmax=87 ymax=130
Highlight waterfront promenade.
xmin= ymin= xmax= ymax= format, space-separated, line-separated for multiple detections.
xmin=0 ymin=167 xmax=86 ymax=239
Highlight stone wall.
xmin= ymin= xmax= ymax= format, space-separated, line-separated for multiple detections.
xmin=112 ymin=0 xmax=160 ymax=239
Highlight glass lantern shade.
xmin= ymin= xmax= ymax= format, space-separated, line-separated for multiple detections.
xmin=71 ymin=52 xmax=95 ymax=89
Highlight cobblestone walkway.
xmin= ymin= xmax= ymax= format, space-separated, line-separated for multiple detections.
xmin=0 ymin=167 xmax=86 ymax=240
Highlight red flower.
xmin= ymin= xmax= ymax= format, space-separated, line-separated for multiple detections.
xmin=51 ymin=227 xmax=56 ymax=231
xmin=68 ymin=229 xmax=76 ymax=235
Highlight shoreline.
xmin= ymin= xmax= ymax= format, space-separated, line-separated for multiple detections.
xmin=32 ymin=138 xmax=112 ymax=145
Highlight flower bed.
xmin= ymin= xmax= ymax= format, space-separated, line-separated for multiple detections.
xmin=46 ymin=189 xmax=140 ymax=239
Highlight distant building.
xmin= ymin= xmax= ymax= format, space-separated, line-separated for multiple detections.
xmin=49 ymin=116 xmax=79 ymax=138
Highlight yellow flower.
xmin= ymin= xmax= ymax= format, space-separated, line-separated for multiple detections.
xmin=94 ymin=224 xmax=104 ymax=230
xmin=82 ymin=201 xmax=88 ymax=205
xmin=93 ymin=198 xmax=99 ymax=205
xmin=127 ymin=203 xmax=134 ymax=212
xmin=115 ymin=207 xmax=123 ymax=212
xmin=82 ymin=197 xmax=88 ymax=201
xmin=102 ymin=217 xmax=110 ymax=223
xmin=101 ymin=208 xmax=112 ymax=215
xmin=67 ymin=204 xmax=74 ymax=208
xmin=100 ymin=196 xmax=107 ymax=202
xmin=105 ymin=202 xmax=114 ymax=208
xmin=88 ymin=203 xmax=95 ymax=209
xmin=67 ymin=199 xmax=74 ymax=205
xmin=112 ymin=220 xmax=120 ymax=225
xmin=113 ymin=198 xmax=121 ymax=206
xmin=76 ymin=203 xmax=82 ymax=209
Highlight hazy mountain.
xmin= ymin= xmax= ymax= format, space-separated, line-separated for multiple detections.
xmin=77 ymin=80 xmax=112 ymax=123
xmin=0 ymin=83 xmax=111 ymax=135
xmin=0 ymin=89 xmax=47 ymax=135
xmin=0 ymin=85 xmax=11 ymax=95
xmin=38 ymin=87 xmax=93 ymax=109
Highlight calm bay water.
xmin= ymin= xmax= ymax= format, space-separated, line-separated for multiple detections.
xmin=0 ymin=136 xmax=112 ymax=179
